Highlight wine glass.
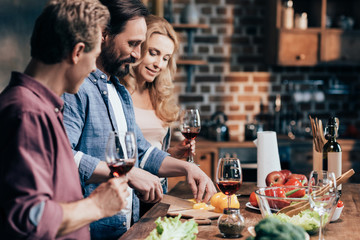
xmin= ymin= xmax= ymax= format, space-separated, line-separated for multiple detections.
xmin=105 ymin=131 xmax=136 ymax=177
xmin=216 ymin=157 xmax=243 ymax=210
xmin=308 ymin=170 xmax=338 ymax=240
xmin=179 ymin=109 xmax=201 ymax=164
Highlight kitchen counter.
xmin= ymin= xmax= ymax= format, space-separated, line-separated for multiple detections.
xmin=180 ymin=136 xmax=360 ymax=149
xmin=119 ymin=181 xmax=360 ymax=240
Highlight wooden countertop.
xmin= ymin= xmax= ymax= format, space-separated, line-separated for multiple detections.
xmin=172 ymin=136 xmax=360 ymax=151
xmin=119 ymin=182 xmax=360 ymax=240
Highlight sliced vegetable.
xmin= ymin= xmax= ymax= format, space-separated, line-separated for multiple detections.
xmin=337 ymin=200 xmax=344 ymax=208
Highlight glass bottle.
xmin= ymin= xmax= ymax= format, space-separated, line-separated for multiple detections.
xmin=282 ymin=0 xmax=294 ymax=29
xmin=322 ymin=116 xmax=342 ymax=193
xmin=217 ymin=208 xmax=245 ymax=238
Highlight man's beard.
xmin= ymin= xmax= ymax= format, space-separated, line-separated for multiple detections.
xmin=99 ymin=44 xmax=136 ymax=78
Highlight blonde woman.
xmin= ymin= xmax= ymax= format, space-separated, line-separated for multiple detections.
xmin=122 ymin=15 xmax=194 ymax=194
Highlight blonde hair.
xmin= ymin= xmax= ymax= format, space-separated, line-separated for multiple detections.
xmin=124 ymin=15 xmax=180 ymax=126
xmin=31 ymin=0 xmax=109 ymax=64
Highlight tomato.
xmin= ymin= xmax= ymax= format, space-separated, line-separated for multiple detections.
xmin=337 ymin=200 xmax=344 ymax=208
xmin=249 ymin=192 xmax=258 ymax=208
xmin=265 ymin=186 xmax=286 ymax=198
xmin=284 ymin=179 xmax=305 ymax=198
xmin=285 ymin=178 xmax=302 ymax=187
xmin=265 ymin=186 xmax=290 ymax=209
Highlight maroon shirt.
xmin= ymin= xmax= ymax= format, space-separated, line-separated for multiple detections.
xmin=0 ymin=72 xmax=90 ymax=239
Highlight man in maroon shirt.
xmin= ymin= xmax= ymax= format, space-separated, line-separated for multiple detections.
xmin=0 ymin=0 xmax=129 ymax=239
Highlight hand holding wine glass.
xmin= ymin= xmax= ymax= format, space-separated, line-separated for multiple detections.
xmin=216 ymin=157 xmax=243 ymax=210
xmin=106 ymin=131 xmax=136 ymax=177
xmin=308 ymin=170 xmax=338 ymax=240
xmin=179 ymin=109 xmax=201 ymax=164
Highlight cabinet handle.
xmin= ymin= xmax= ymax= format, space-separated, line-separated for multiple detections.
xmin=296 ymin=54 xmax=306 ymax=61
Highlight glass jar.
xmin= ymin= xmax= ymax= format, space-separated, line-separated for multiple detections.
xmin=217 ymin=208 xmax=245 ymax=238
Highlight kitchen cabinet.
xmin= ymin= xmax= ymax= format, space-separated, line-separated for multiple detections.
xmin=266 ymin=0 xmax=360 ymax=66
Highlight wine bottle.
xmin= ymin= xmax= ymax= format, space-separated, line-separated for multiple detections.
xmin=322 ymin=116 xmax=342 ymax=194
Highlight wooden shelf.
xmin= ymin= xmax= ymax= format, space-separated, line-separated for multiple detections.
xmin=173 ymin=23 xmax=210 ymax=92
xmin=172 ymin=23 xmax=209 ymax=30
xmin=267 ymin=0 xmax=360 ymax=66
xmin=177 ymin=59 xmax=207 ymax=65
xmin=279 ymin=27 xmax=321 ymax=33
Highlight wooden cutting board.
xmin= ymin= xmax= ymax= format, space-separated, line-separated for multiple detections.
xmin=161 ymin=195 xmax=221 ymax=225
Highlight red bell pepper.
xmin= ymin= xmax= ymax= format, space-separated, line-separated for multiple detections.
xmin=284 ymin=179 xmax=306 ymax=198
xmin=265 ymin=186 xmax=290 ymax=209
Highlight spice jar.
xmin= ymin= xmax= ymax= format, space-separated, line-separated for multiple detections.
xmin=217 ymin=208 xmax=245 ymax=238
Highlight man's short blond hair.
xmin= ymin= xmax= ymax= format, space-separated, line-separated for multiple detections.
xmin=31 ymin=0 xmax=110 ymax=64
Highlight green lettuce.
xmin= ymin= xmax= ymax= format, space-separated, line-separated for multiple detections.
xmin=274 ymin=209 xmax=328 ymax=234
xmin=145 ymin=215 xmax=198 ymax=240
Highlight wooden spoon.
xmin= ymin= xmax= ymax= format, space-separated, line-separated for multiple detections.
xmin=276 ymin=169 xmax=355 ymax=216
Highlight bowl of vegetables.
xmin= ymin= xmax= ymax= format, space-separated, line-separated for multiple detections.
xmin=254 ymin=185 xmax=335 ymax=235
xmin=255 ymin=186 xmax=308 ymax=216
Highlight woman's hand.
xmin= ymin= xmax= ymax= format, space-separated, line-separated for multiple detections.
xmin=167 ymin=139 xmax=195 ymax=159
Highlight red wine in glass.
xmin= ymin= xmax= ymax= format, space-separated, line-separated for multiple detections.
xmin=181 ymin=127 xmax=201 ymax=140
xmin=180 ymin=109 xmax=201 ymax=164
xmin=216 ymin=180 xmax=242 ymax=195
xmin=108 ymin=159 xmax=135 ymax=177
xmin=106 ymin=131 xmax=137 ymax=177
xmin=216 ymin=157 xmax=242 ymax=210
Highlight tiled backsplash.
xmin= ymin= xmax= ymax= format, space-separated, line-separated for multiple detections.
xmin=169 ymin=0 xmax=360 ymax=141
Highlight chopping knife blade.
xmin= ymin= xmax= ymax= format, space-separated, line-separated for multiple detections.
xmin=161 ymin=194 xmax=194 ymax=212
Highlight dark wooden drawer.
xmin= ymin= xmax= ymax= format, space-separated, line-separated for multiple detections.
xmin=277 ymin=31 xmax=319 ymax=66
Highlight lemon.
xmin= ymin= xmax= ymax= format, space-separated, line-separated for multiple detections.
xmin=187 ymin=198 xmax=197 ymax=203
xmin=193 ymin=202 xmax=215 ymax=210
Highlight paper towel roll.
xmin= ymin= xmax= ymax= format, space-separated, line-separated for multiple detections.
xmin=254 ymin=131 xmax=282 ymax=187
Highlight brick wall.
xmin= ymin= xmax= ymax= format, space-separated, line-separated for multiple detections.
xmin=169 ymin=0 xmax=360 ymax=141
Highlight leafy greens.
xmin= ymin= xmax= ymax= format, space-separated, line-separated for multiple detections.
xmin=145 ymin=215 xmax=198 ymax=240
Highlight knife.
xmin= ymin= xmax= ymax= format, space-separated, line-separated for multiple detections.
xmin=161 ymin=195 xmax=194 ymax=212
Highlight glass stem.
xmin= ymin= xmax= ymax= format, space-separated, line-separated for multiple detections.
xmin=187 ymin=152 xmax=194 ymax=163
xmin=319 ymin=213 xmax=325 ymax=240
xmin=228 ymin=195 xmax=231 ymax=209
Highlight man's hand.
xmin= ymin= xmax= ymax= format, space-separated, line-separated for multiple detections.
xmin=185 ymin=163 xmax=217 ymax=203
xmin=88 ymin=176 xmax=129 ymax=218
xmin=127 ymin=167 xmax=163 ymax=203
xmin=57 ymin=177 xmax=129 ymax=237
